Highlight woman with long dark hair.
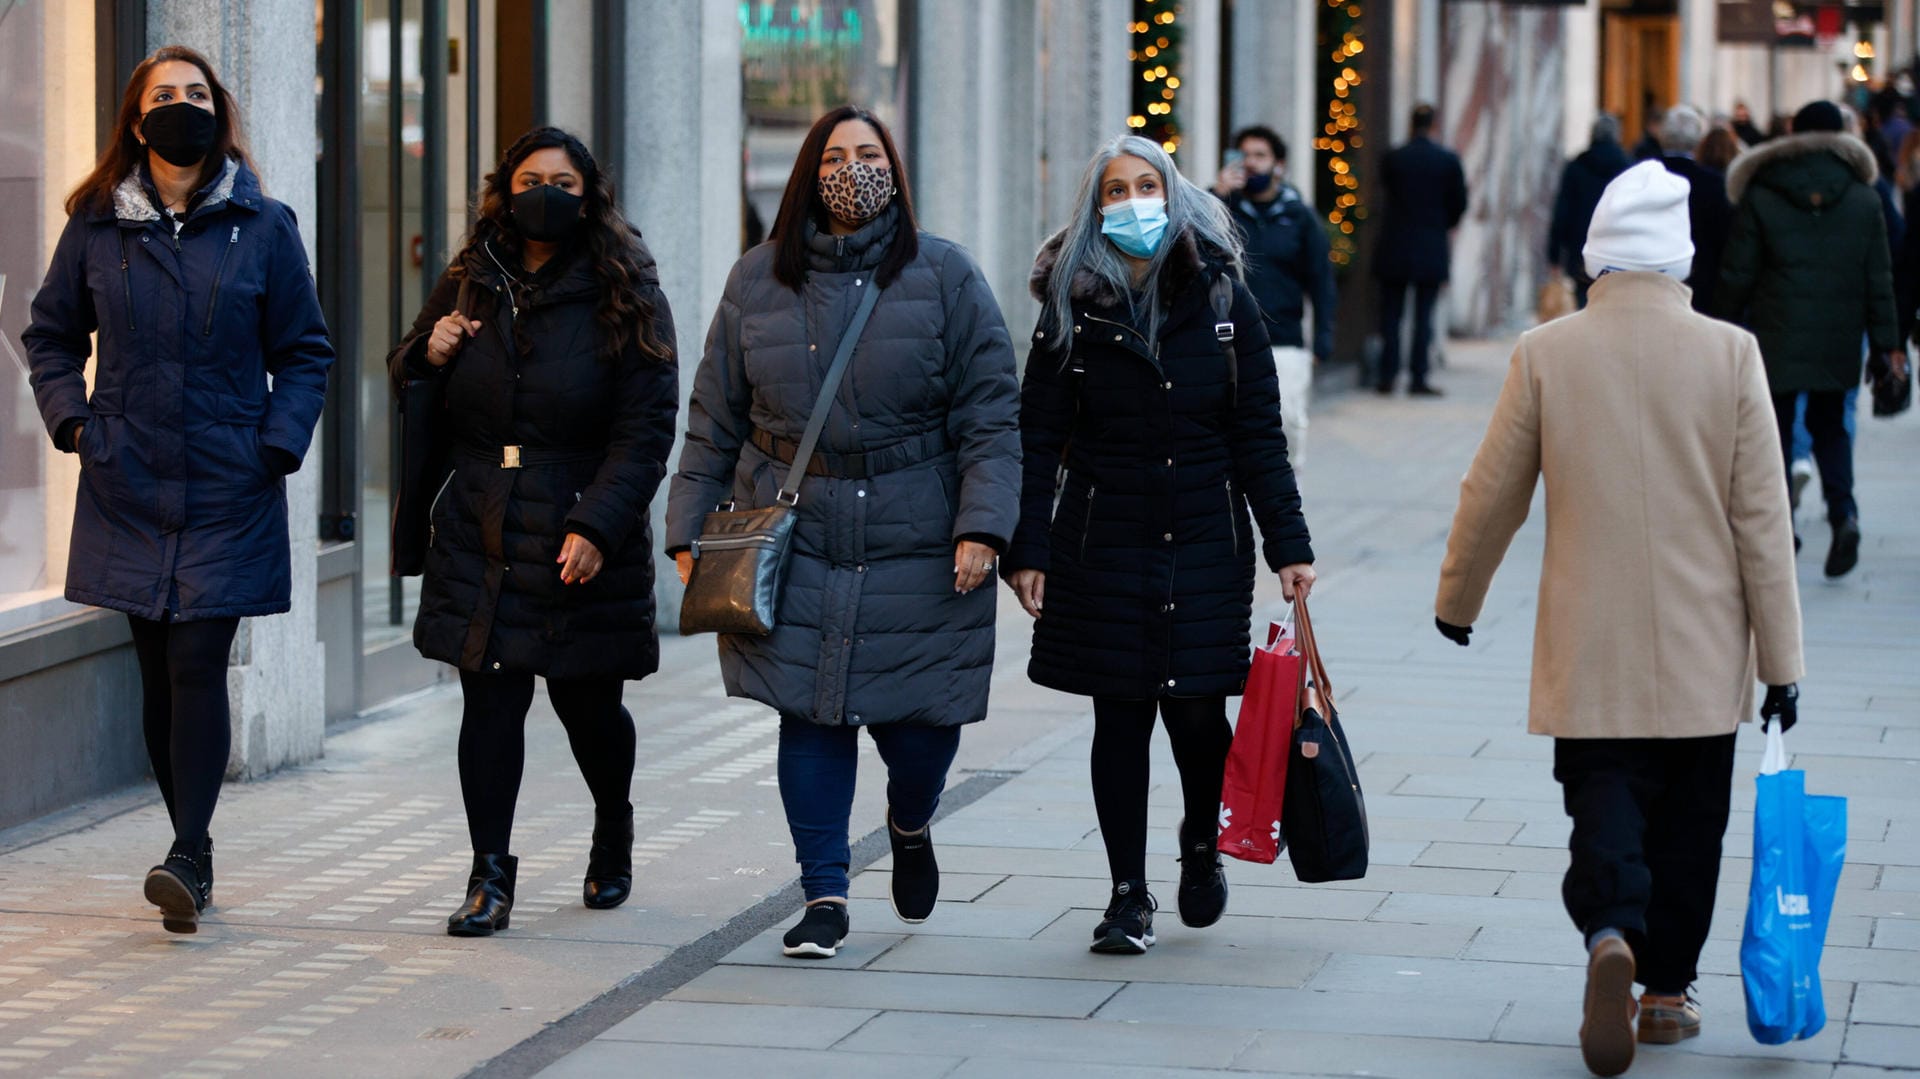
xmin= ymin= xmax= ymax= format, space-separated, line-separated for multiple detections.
xmin=388 ymin=127 xmax=678 ymax=936
xmin=1007 ymin=135 xmax=1316 ymax=954
xmin=24 ymin=46 xmax=334 ymax=933
xmin=665 ymin=106 xmax=1021 ymax=958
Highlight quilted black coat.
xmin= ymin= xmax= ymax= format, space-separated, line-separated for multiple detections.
xmin=664 ymin=209 xmax=1022 ymax=727
xmin=1005 ymin=229 xmax=1315 ymax=699
xmin=389 ymin=237 xmax=679 ymax=679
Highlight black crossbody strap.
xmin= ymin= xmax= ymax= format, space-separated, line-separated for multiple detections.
xmin=777 ymin=274 xmax=882 ymax=504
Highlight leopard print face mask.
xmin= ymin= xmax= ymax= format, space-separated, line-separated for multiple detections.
xmin=819 ymin=160 xmax=896 ymax=225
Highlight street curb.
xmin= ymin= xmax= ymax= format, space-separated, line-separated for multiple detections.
xmin=460 ymin=767 xmax=1018 ymax=1079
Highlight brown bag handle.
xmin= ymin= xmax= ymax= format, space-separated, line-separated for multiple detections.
xmin=1291 ymin=593 xmax=1335 ymax=728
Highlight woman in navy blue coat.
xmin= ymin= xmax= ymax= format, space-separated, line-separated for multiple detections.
xmin=23 ymin=47 xmax=334 ymax=933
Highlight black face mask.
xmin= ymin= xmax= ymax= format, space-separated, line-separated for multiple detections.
xmin=141 ymin=102 xmax=219 ymax=168
xmin=1244 ymin=170 xmax=1275 ymax=196
xmin=510 ymin=184 xmax=585 ymax=242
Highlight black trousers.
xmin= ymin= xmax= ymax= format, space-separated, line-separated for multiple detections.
xmin=457 ymin=669 xmax=636 ymax=853
xmin=128 ymin=615 xmax=240 ymax=845
xmin=1772 ymin=390 xmax=1856 ymax=525
xmin=1552 ymin=733 xmax=1737 ymax=993
xmin=1377 ymin=279 xmax=1442 ymax=388
xmin=1091 ymin=696 xmax=1234 ymax=885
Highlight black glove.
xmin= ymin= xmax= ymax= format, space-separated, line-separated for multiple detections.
xmin=1760 ymin=683 xmax=1798 ymax=733
xmin=1435 ymin=617 xmax=1473 ymax=646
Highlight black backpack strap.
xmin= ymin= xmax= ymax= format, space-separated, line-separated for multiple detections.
xmin=1211 ymin=275 xmax=1238 ymax=411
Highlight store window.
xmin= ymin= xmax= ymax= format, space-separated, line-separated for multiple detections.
xmin=741 ymin=0 xmax=905 ymax=238
xmin=0 ymin=2 xmax=98 ymax=635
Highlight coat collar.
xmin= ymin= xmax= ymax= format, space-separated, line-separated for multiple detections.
xmin=1726 ymin=131 xmax=1877 ymax=204
xmin=1584 ymin=269 xmax=1694 ymax=311
xmin=105 ymin=157 xmax=257 ymax=225
xmin=1027 ymin=226 xmax=1218 ymax=308
xmin=805 ymin=204 xmax=899 ymax=274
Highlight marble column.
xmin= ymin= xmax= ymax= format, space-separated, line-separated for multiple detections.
xmin=1678 ymin=0 xmax=1718 ymax=108
xmin=1230 ymin=0 xmax=1317 ymax=177
xmin=148 ymin=0 xmax=327 ymax=777
xmin=1181 ymin=0 xmax=1223 ymax=189
xmin=619 ymin=0 xmax=742 ymax=629
xmin=1037 ymin=0 xmax=1134 ymax=238
xmin=1563 ymin=1 xmax=1599 ymax=157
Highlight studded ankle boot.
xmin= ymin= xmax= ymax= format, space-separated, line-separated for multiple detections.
xmin=144 ymin=836 xmax=213 ymax=935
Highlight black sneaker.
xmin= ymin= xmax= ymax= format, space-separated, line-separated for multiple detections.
xmin=1825 ymin=518 xmax=1861 ymax=578
xmin=1408 ymin=383 xmax=1444 ymax=397
xmin=782 ymin=902 xmax=850 ymax=959
xmin=1090 ymin=880 xmax=1157 ymax=955
xmin=1176 ymin=819 xmax=1228 ymax=928
xmin=887 ymin=811 xmax=938 ymax=924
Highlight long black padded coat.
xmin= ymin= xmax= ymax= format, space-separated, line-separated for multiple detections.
xmin=388 ymin=238 xmax=678 ymax=680
xmin=1005 ymin=229 xmax=1315 ymax=700
xmin=664 ymin=209 xmax=1022 ymax=727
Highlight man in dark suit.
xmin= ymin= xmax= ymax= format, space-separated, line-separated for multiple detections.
xmin=1655 ymin=104 xmax=1732 ymax=314
xmin=1372 ymin=104 xmax=1469 ymax=396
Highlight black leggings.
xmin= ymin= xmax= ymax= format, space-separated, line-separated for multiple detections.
xmin=457 ymin=669 xmax=636 ymax=853
xmin=1091 ymin=696 xmax=1234 ymax=884
xmin=127 ymin=614 xmax=240 ymax=845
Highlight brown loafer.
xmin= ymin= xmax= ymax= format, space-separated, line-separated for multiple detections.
xmin=1638 ymin=992 xmax=1701 ymax=1044
xmin=1579 ymin=936 xmax=1637 ymax=1076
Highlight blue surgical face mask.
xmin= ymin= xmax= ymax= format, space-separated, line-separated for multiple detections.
xmin=1100 ymin=197 xmax=1169 ymax=259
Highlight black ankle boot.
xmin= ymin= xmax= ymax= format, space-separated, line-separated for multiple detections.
xmin=1176 ymin=818 xmax=1228 ymax=929
xmin=583 ymin=810 xmax=634 ymax=910
xmin=447 ymin=853 xmax=517 ymax=937
xmin=144 ymin=836 xmax=213 ymax=935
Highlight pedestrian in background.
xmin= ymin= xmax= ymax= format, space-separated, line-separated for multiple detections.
xmin=1654 ymin=105 xmax=1732 ymax=313
xmin=1436 ymin=162 xmax=1803 ymax=1077
xmin=1894 ymin=129 xmax=1920 ymax=345
xmin=665 ymin=105 xmax=1021 ymax=959
xmin=1696 ymin=126 xmax=1742 ymax=174
xmin=1372 ymin=103 xmax=1468 ymax=396
xmin=1548 ymin=113 xmax=1630 ymax=308
xmin=1008 ymin=134 xmax=1316 ymax=955
xmin=1212 ymin=124 xmax=1336 ymax=464
xmin=1715 ymin=100 xmax=1898 ymax=578
xmin=23 ymin=46 xmax=334 ymax=935
xmin=389 ymin=127 xmax=680 ymax=936
xmin=1731 ymin=101 xmax=1768 ymax=147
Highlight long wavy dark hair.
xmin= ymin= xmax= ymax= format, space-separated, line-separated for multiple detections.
xmin=66 ymin=45 xmax=257 ymax=216
xmin=457 ymin=127 xmax=670 ymax=362
xmin=770 ymin=105 xmax=919 ymax=290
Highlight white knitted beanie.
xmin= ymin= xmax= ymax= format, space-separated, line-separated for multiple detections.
xmin=1583 ymin=160 xmax=1695 ymax=281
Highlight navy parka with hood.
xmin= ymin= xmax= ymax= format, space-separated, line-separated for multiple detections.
xmin=1006 ymin=230 xmax=1315 ymax=700
xmin=24 ymin=159 xmax=334 ymax=621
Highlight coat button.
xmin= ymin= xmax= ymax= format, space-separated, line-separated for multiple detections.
xmin=1163 ymin=532 xmax=1173 ymax=542
xmin=1162 ymin=381 xmax=1172 ymax=390
xmin=1073 ymin=325 xmax=1082 ymax=333
xmin=856 ymin=489 xmax=866 ymax=498
xmin=857 ymin=564 xmax=866 ymax=573
xmin=492 ymin=662 xmax=502 ymax=670
xmin=1165 ymin=458 xmax=1173 ymax=466
xmin=1035 ymin=330 xmax=1045 ymax=339
xmin=1113 ymin=334 xmax=1123 ymax=341
xmin=849 ymin=713 xmax=860 ymax=722
xmin=1166 ymin=679 xmax=1177 ymax=687
xmin=810 ymin=344 xmax=817 ymax=351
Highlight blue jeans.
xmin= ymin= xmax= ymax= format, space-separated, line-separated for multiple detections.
xmin=1790 ymin=388 xmax=1858 ymax=462
xmin=777 ymin=715 xmax=961 ymax=901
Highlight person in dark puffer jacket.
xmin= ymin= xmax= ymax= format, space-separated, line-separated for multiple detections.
xmin=25 ymin=46 xmax=334 ymax=935
xmin=1006 ymin=134 xmax=1316 ymax=957
xmin=388 ymin=128 xmax=679 ymax=937
xmin=665 ymin=106 xmax=1021 ymax=960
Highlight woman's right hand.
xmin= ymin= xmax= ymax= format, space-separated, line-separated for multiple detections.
xmin=426 ymin=310 xmax=481 ymax=366
xmin=1009 ymin=568 xmax=1044 ymax=619
xmin=675 ymin=550 xmax=693 ymax=586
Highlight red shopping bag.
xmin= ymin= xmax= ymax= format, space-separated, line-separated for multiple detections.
xmin=1218 ymin=621 xmax=1303 ymax=864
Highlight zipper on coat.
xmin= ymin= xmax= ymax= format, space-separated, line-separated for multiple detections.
xmin=1079 ymin=485 xmax=1096 ymax=559
xmin=117 ymin=232 xmax=137 ymax=332
xmin=1226 ymin=480 xmax=1240 ymax=555
xmin=1050 ymin=466 xmax=1069 ymax=522
xmin=425 ymin=470 xmax=455 ymax=547
xmin=203 ymin=225 xmax=239 ymax=336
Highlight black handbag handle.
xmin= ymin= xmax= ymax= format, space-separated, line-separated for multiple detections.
xmin=777 ymin=275 xmax=882 ymax=506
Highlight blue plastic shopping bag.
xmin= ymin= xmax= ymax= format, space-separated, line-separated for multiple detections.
xmin=1740 ymin=727 xmax=1847 ymax=1044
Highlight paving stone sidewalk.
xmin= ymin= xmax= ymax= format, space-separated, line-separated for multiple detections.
xmin=541 ymin=338 xmax=1920 ymax=1079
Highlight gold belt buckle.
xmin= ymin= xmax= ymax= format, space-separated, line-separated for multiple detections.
xmin=501 ymin=445 xmax=522 ymax=469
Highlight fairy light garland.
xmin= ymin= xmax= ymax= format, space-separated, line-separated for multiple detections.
xmin=1314 ymin=0 xmax=1366 ymax=267
xmin=1126 ymin=0 xmax=1183 ymax=155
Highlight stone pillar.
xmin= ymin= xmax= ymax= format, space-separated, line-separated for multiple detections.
xmin=1563 ymin=0 xmax=1600 ymax=157
xmin=1678 ymin=0 xmax=1717 ymax=108
xmin=147 ymin=0 xmax=327 ymax=778
xmin=620 ymin=0 xmax=742 ymax=629
xmin=1180 ymin=0 xmax=1223 ymax=189
xmin=1038 ymin=0 xmax=1134 ymax=237
xmin=1230 ymin=0 xmax=1316 ymax=179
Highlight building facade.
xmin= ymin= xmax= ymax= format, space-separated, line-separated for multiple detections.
xmin=3 ymin=0 xmax=1913 ymax=828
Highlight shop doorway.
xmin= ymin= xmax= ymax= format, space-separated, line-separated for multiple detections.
xmin=1602 ymin=6 xmax=1681 ymax=148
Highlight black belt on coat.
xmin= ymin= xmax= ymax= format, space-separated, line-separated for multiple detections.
xmin=457 ymin=443 xmax=603 ymax=469
xmin=750 ymin=427 xmax=949 ymax=480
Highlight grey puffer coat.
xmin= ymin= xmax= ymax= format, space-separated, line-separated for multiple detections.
xmin=665 ymin=210 xmax=1022 ymax=727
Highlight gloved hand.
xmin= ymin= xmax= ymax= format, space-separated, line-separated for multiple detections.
xmin=1435 ymin=617 xmax=1472 ymax=646
xmin=1760 ymin=683 xmax=1798 ymax=733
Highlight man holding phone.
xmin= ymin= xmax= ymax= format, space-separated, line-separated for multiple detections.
xmin=1213 ymin=125 xmax=1336 ymax=464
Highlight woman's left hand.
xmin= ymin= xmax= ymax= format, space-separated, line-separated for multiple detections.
xmin=954 ymin=539 xmax=997 ymax=594
xmin=1279 ymin=563 xmax=1316 ymax=603
xmin=558 ymin=533 xmax=604 ymax=585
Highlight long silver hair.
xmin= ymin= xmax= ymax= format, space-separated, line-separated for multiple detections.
xmin=1041 ymin=134 xmax=1245 ymax=348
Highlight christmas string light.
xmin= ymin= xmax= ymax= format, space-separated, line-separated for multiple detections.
xmin=1314 ymin=0 xmax=1365 ymax=266
xmin=1127 ymin=1 xmax=1183 ymax=153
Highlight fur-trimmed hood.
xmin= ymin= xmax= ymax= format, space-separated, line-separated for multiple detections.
xmin=1727 ymin=131 xmax=1877 ymax=206
xmin=109 ymin=157 xmax=246 ymax=223
xmin=1028 ymin=226 xmax=1224 ymax=307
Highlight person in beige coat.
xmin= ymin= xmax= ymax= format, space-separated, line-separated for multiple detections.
xmin=1434 ymin=162 xmax=1804 ymax=1078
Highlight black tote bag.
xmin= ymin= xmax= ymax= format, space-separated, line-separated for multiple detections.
xmin=1280 ymin=594 xmax=1370 ymax=882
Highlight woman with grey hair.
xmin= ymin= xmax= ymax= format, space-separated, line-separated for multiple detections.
xmin=1003 ymin=135 xmax=1316 ymax=955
